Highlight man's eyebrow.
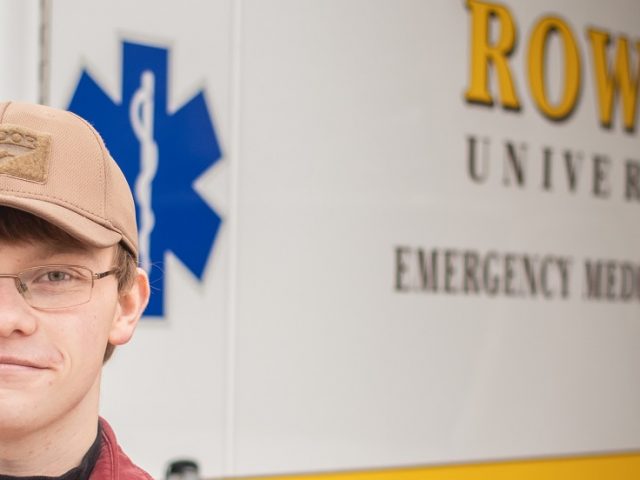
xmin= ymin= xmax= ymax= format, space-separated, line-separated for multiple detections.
xmin=29 ymin=242 xmax=95 ymax=262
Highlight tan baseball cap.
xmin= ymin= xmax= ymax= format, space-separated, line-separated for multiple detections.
xmin=0 ymin=101 xmax=138 ymax=258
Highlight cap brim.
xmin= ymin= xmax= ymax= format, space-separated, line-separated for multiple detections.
xmin=0 ymin=194 xmax=123 ymax=248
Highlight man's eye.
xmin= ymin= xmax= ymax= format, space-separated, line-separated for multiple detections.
xmin=45 ymin=271 xmax=71 ymax=282
xmin=25 ymin=267 xmax=91 ymax=286
xmin=33 ymin=270 xmax=78 ymax=284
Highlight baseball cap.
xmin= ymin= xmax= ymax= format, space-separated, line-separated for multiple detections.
xmin=0 ymin=101 xmax=138 ymax=258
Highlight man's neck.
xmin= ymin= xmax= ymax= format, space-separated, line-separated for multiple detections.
xmin=0 ymin=381 xmax=100 ymax=476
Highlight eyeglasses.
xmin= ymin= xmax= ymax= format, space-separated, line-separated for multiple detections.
xmin=0 ymin=265 xmax=118 ymax=310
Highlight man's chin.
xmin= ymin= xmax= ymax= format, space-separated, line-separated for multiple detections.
xmin=0 ymin=369 xmax=53 ymax=394
xmin=0 ymin=391 xmax=54 ymax=434
xmin=0 ymin=411 xmax=39 ymax=439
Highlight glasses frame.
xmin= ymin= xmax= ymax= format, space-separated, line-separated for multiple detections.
xmin=0 ymin=264 xmax=118 ymax=310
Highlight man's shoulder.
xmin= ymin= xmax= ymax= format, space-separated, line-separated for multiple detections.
xmin=90 ymin=418 xmax=154 ymax=480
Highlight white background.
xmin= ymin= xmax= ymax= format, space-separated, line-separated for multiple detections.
xmin=2 ymin=0 xmax=640 ymax=478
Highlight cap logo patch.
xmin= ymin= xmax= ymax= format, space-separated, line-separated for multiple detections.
xmin=0 ymin=125 xmax=50 ymax=182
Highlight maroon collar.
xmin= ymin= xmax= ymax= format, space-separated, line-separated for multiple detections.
xmin=89 ymin=418 xmax=152 ymax=480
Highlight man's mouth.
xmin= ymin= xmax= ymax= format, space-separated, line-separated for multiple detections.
xmin=0 ymin=355 xmax=47 ymax=370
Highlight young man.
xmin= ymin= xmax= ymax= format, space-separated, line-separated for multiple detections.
xmin=0 ymin=101 xmax=151 ymax=479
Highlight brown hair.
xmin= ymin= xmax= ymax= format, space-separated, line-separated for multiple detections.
xmin=0 ymin=206 xmax=137 ymax=362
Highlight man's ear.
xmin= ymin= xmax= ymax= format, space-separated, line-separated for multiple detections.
xmin=109 ymin=268 xmax=150 ymax=346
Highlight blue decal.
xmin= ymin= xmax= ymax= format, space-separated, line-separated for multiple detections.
xmin=69 ymin=41 xmax=222 ymax=317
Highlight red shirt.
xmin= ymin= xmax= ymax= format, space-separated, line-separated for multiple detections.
xmin=90 ymin=419 xmax=153 ymax=480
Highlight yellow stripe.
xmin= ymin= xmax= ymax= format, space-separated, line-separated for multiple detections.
xmin=234 ymin=452 xmax=640 ymax=480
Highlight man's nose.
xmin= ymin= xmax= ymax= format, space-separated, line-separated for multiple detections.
xmin=0 ymin=278 xmax=37 ymax=337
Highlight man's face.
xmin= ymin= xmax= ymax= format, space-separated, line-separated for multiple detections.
xmin=0 ymin=239 xmax=123 ymax=437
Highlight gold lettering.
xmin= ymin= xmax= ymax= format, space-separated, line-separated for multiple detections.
xmin=465 ymin=0 xmax=520 ymax=109
xmin=588 ymin=29 xmax=640 ymax=132
xmin=528 ymin=16 xmax=581 ymax=120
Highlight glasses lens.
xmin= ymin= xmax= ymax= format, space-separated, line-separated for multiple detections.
xmin=19 ymin=266 xmax=93 ymax=309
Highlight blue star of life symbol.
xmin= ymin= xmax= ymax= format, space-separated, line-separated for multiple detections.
xmin=69 ymin=41 xmax=222 ymax=317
